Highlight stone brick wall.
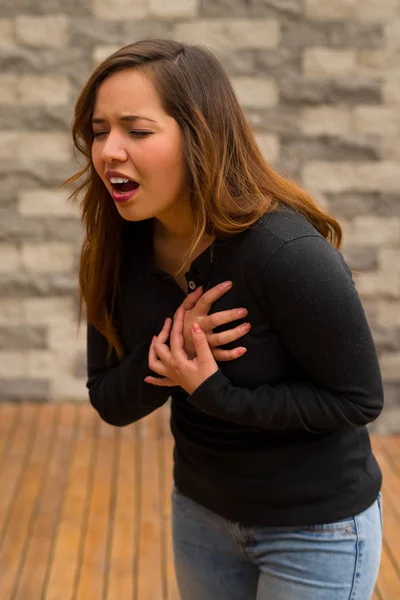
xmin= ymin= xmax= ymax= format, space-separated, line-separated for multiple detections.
xmin=0 ymin=1 xmax=399 ymax=431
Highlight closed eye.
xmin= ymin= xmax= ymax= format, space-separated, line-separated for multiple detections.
xmin=129 ymin=130 xmax=153 ymax=138
xmin=92 ymin=130 xmax=153 ymax=139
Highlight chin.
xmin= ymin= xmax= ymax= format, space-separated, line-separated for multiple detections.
xmin=115 ymin=204 xmax=155 ymax=222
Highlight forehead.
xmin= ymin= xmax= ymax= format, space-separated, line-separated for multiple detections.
xmin=93 ymin=68 xmax=164 ymax=117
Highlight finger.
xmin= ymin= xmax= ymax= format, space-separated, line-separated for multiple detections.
xmin=207 ymin=322 xmax=251 ymax=348
xmin=170 ymin=305 xmax=187 ymax=359
xmin=202 ymin=307 xmax=248 ymax=332
xmin=157 ymin=317 xmax=172 ymax=345
xmin=148 ymin=340 xmax=170 ymax=376
xmin=195 ymin=281 xmax=233 ymax=314
xmin=181 ymin=285 xmax=203 ymax=311
xmin=144 ymin=376 xmax=177 ymax=387
xmin=191 ymin=322 xmax=214 ymax=365
xmin=212 ymin=347 xmax=247 ymax=362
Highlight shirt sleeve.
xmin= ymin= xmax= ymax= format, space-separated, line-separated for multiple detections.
xmin=187 ymin=235 xmax=384 ymax=432
xmin=87 ymin=324 xmax=172 ymax=426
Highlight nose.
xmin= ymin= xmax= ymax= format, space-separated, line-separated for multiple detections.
xmin=100 ymin=132 xmax=128 ymax=163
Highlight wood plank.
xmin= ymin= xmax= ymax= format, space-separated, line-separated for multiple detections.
xmin=161 ymin=404 xmax=180 ymax=600
xmin=13 ymin=404 xmax=78 ymax=600
xmin=0 ymin=403 xmax=58 ymax=599
xmin=43 ymin=406 xmax=99 ymax=600
xmin=0 ymin=404 xmax=39 ymax=552
xmin=0 ymin=404 xmax=20 ymax=465
xmin=371 ymin=437 xmax=400 ymax=599
xmin=74 ymin=416 xmax=119 ymax=600
xmin=136 ymin=411 xmax=165 ymax=600
xmin=107 ymin=420 xmax=139 ymax=600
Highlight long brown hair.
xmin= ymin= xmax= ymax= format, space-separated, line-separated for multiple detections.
xmin=66 ymin=38 xmax=342 ymax=359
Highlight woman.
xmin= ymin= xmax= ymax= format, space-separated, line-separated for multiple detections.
xmin=69 ymin=39 xmax=383 ymax=599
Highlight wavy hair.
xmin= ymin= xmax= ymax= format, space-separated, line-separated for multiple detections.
xmin=66 ymin=38 xmax=342 ymax=358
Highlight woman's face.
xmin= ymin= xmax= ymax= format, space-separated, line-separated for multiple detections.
xmin=91 ymin=68 xmax=189 ymax=222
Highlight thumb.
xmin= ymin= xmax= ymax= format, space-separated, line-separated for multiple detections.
xmin=191 ymin=322 xmax=214 ymax=364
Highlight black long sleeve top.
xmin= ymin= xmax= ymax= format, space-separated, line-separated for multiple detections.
xmin=87 ymin=207 xmax=383 ymax=526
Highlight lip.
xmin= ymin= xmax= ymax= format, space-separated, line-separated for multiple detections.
xmin=111 ymin=185 xmax=140 ymax=204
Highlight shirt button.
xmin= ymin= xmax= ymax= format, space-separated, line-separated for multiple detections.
xmin=188 ymin=280 xmax=196 ymax=290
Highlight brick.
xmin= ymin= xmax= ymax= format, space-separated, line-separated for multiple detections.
xmin=0 ymin=379 xmax=50 ymax=403
xmin=231 ymin=77 xmax=278 ymax=108
xmin=0 ymin=325 xmax=47 ymax=350
xmin=174 ymin=19 xmax=280 ymax=50
xmin=385 ymin=21 xmax=400 ymax=51
xmin=17 ymin=75 xmax=70 ymax=106
xmin=0 ymin=300 xmax=25 ymax=325
xmin=282 ymin=20 xmax=383 ymax=51
xmin=0 ymin=351 xmax=55 ymax=379
xmin=379 ymin=249 xmax=400 ymax=272
xmin=150 ymin=0 xmax=198 ymax=18
xmin=18 ymin=189 xmax=79 ymax=218
xmin=346 ymin=216 xmax=400 ymax=246
xmin=0 ymin=19 xmax=15 ymax=45
xmin=254 ymin=133 xmax=280 ymax=163
xmin=220 ymin=51 xmax=255 ymax=76
xmin=0 ymin=75 xmax=18 ymax=104
xmin=326 ymin=193 xmax=377 ymax=218
xmin=24 ymin=297 xmax=75 ymax=325
xmin=371 ymin=327 xmax=400 ymax=353
xmin=0 ymin=272 xmax=77 ymax=298
xmin=381 ymin=139 xmax=400 ymax=161
xmin=370 ymin=406 xmax=400 ymax=434
xmin=380 ymin=353 xmax=400 ymax=382
xmin=0 ymin=213 xmax=81 ymax=243
xmin=93 ymin=45 xmax=121 ymax=66
xmin=281 ymin=135 xmax=380 ymax=163
xmin=354 ymin=107 xmax=400 ymax=137
xmin=357 ymin=50 xmax=400 ymax=78
xmin=16 ymin=15 xmax=69 ymax=47
xmin=93 ymin=0 xmax=148 ymax=19
xmin=303 ymin=48 xmax=356 ymax=78
xmin=354 ymin=272 xmax=400 ymax=298
xmin=377 ymin=301 xmax=400 ymax=328
xmin=302 ymin=161 xmax=400 ymax=193
xmin=383 ymin=82 xmax=400 ymax=105
xmin=280 ymin=77 xmax=381 ymax=105
xmin=21 ymin=242 xmax=75 ymax=273
xmin=0 ymin=132 xmax=71 ymax=163
xmin=374 ymin=194 xmax=400 ymax=217
xmin=342 ymin=246 xmax=378 ymax=271
xmin=305 ymin=0 xmax=356 ymax=20
xmin=0 ymin=244 xmax=20 ymax=272
xmin=51 ymin=376 xmax=87 ymax=402
xmin=354 ymin=0 xmax=399 ymax=22
xmin=300 ymin=106 xmax=351 ymax=135
xmin=199 ymin=0 xmax=302 ymax=17
xmin=74 ymin=350 xmax=87 ymax=378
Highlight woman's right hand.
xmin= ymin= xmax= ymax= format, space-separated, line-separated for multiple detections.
xmin=179 ymin=281 xmax=250 ymax=361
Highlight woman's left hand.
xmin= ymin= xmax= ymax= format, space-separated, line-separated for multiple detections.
xmin=144 ymin=305 xmax=219 ymax=395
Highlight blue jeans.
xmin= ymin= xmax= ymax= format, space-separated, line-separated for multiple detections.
xmin=172 ymin=485 xmax=383 ymax=600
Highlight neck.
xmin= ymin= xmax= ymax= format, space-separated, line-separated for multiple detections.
xmin=153 ymin=198 xmax=196 ymax=243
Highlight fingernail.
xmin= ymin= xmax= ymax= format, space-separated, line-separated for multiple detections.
xmin=222 ymin=281 xmax=232 ymax=288
xmin=237 ymin=347 xmax=247 ymax=355
xmin=238 ymin=308 xmax=247 ymax=316
xmin=242 ymin=323 xmax=251 ymax=332
xmin=192 ymin=323 xmax=201 ymax=332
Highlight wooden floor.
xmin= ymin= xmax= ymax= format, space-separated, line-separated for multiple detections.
xmin=0 ymin=403 xmax=399 ymax=600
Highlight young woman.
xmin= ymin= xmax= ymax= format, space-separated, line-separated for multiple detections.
xmin=70 ymin=39 xmax=383 ymax=599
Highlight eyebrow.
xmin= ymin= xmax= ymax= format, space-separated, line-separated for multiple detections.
xmin=92 ymin=115 xmax=157 ymax=125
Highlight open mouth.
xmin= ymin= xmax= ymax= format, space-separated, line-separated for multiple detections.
xmin=109 ymin=177 xmax=140 ymax=193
